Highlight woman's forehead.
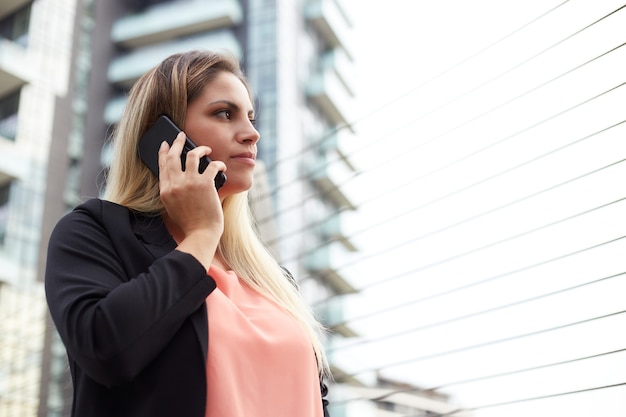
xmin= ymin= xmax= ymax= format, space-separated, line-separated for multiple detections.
xmin=196 ymin=72 xmax=254 ymax=109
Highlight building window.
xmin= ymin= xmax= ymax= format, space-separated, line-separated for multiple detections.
xmin=0 ymin=89 xmax=20 ymax=141
xmin=0 ymin=4 xmax=31 ymax=46
xmin=0 ymin=182 xmax=10 ymax=246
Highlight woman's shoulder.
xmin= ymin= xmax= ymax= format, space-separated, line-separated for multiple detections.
xmin=52 ymin=198 xmax=133 ymax=233
xmin=69 ymin=198 xmax=168 ymax=243
xmin=74 ymin=197 xmax=128 ymax=216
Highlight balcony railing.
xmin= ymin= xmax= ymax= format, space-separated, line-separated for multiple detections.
xmin=305 ymin=242 xmax=357 ymax=295
xmin=103 ymin=96 xmax=126 ymax=125
xmin=0 ymin=114 xmax=17 ymax=141
xmin=304 ymin=0 xmax=353 ymax=58
xmin=111 ymin=0 xmax=243 ymax=48
xmin=307 ymin=67 xmax=355 ymax=131
xmin=0 ymin=37 xmax=32 ymax=97
xmin=320 ymin=47 xmax=355 ymax=96
xmin=305 ymin=148 xmax=357 ymax=211
xmin=0 ymin=139 xmax=26 ymax=181
xmin=319 ymin=212 xmax=357 ymax=252
xmin=108 ymin=30 xmax=241 ymax=87
xmin=314 ymin=297 xmax=358 ymax=337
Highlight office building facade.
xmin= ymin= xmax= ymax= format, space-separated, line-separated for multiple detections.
xmin=1 ymin=0 xmax=467 ymax=415
xmin=0 ymin=0 xmax=87 ymax=414
xmin=1 ymin=0 xmax=361 ymax=415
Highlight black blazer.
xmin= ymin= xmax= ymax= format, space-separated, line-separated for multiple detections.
xmin=45 ymin=198 xmax=329 ymax=417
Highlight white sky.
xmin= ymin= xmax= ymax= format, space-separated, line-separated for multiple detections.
xmin=332 ymin=1 xmax=626 ymax=416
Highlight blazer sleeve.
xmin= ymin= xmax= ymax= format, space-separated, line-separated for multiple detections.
xmin=44 ymin=204 xmax=216 ymax=387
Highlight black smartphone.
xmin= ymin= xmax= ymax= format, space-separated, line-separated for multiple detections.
xmin=138 ymin=115 xmax=226 ymax=190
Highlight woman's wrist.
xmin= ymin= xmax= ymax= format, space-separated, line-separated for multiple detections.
xmin=176 ymin=230 xmax=220 ymax=271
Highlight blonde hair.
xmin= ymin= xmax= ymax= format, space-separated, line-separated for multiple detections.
xmin=104 ymin=50 xmax=329 ymax=376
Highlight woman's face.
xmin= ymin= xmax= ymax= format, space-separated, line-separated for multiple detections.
xmin=183 ymin=71 xmax=260 ymax=197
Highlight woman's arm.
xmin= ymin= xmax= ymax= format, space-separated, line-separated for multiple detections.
xmin=45 ymin=208 xmax=215 ymax=387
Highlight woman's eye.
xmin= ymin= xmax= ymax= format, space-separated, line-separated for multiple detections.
xmin=216 ymin=110 xmax=231 ymax=119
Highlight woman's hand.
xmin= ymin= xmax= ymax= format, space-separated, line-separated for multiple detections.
xmin=158 ymin=132 xmax=226 ymax=269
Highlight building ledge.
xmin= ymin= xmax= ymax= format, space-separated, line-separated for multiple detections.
xmin=112 ymin=0 xmax=243 ymax=48
xmin=307 ymin=67 xmax=355 ymax=131
xmin=108 ymin=31 xmax=241 ymax=87
xmin=310 ymin=265 xmax=357 ymax=295
xmin=304 ymin=0 xmax=353 ymax=58
xmin=0 ymin=38 xmax=33 ymax=96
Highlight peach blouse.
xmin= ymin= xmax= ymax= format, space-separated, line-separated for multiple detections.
xmin=205 ymin=266 xmax=323 ymax=417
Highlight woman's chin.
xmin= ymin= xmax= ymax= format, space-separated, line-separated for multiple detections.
xmin=217 ymin=179 xmax=253 ymax=197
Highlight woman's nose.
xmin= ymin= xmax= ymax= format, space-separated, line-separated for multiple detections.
xmin=241 ymin=123 xmax=260 ymax=144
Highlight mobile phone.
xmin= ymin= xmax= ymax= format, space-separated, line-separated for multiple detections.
xmin=138 ymin=115 xmax=226 ymax=190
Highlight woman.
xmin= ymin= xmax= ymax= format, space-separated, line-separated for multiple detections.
xmin=45 ymin=50 xmax=330 ymax=417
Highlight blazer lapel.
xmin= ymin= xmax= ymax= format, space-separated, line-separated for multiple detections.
xmin=130 ymin=212 xmax=177 ymax=259
xmin=130 ymin=211 xmax=209 ymax=363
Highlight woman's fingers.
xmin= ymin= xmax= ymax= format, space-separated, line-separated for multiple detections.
xmin=157 ymin=140 xmax=170 ymax=180
xmin=164 ymin=132 xmax=187 ymax=173
xmin=158 ymin=132 xmax=226 ymax=194
xmin=185 ymin=145 xmax=227 ymax=179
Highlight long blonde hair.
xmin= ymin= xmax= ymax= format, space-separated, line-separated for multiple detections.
xmin=104 ymin=50 xmax=329 ymax=376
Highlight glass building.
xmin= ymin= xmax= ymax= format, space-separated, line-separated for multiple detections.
xmin=1 ymin=0 xmax=469 ymax=415
xmin=0 ymin=0 xmax=79 ymax=415
xmin=0 ymin=0 xmax=360 ymax=415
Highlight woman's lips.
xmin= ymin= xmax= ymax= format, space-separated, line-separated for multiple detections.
xmin=231 ymin=152 xmax=256 ymax=165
